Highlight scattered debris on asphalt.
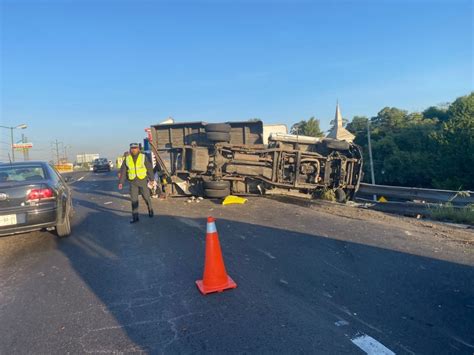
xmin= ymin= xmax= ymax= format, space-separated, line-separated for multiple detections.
xmin=186 ymin=196 xmax=203 ymax=204
xmin=222 ymin=196 xmax=248 ymax=205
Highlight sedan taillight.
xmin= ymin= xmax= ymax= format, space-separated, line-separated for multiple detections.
xmin=27 ymin=188 xmax=54 ymax=201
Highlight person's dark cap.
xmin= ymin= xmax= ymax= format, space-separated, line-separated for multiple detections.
xmin=129 ymin=143 xmax=140 ymax=148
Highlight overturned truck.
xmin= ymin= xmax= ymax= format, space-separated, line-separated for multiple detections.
xmin=149 ymin=120 xmax=363 ymax=202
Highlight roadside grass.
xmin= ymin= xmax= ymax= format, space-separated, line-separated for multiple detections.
xmin=429 ymin=203 xmax=474 ymax=225
xmin=315 ymin=188 xmax=336 ymax=202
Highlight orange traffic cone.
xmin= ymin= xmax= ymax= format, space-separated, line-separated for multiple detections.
xmin=196 ymin=217 xmax=237 ymax=295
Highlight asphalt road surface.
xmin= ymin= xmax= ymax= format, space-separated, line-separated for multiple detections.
xmin=1 ymin=171 xmax=473 ymax=354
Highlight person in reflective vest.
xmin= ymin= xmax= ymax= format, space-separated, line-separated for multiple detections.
xmin=118 ymin=143 xmax=154 ymax=223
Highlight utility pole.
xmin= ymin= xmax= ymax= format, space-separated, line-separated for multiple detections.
xmin=22 ymin=134 xmax=30 ymax=161
xmin=367 ymin=119 xmax=376 ymax=201
xmin=52 ymin=139 xmax=63 ymax=165
xmin=22 ymin=134 xmax=25 ymax=161
xmin=63 ymin=145 xmax=71 ymax=163
xmin=0 ymin=124 xmax=27 ymax=162
xmin=10 ymin=128 xmax=14 ymax=162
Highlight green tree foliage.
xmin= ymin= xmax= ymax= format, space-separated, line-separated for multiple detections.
xmin=432 ymin=93 xmax=474 ymax=189
xmin=329 ymin=117 xmax=349 ymax=127
xmin=290 ymin=117 xmax=324 ymax=137
xmin=346 ymin=116 xmax=369 ymax=135
xmin=423 ymin=105 xmax=449 ymax=122
xmin=347 ymin=92 xmax=474 ymax=189
xmin=372 ymin=107 xmax=408 ymax=128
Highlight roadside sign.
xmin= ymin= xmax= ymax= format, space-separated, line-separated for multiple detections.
xmin=12 ymin=143 xmax=33 ymax=149
xmin=54 ymin=163 xmax=74 ymax=173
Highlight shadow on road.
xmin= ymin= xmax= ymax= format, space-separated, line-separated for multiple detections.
xmin=55 ymin=200 xmax=474 ymax=353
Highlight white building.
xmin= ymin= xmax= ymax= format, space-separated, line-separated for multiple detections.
xmin=326 ymin=103 xmax=355 ymax=142
xmin=76 ymin=153 xmax=100 ymax=164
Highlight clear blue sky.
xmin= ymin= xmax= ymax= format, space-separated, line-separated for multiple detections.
xmin=1 ymin=0 xmax=472 ymax=161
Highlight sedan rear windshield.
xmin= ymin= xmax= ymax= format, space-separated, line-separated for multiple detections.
xmin=0 ymin=165 xmax=46 ymax=183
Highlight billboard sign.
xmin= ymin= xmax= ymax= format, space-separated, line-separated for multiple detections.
xmin=12 ymin=143 xmax=33 ymax=149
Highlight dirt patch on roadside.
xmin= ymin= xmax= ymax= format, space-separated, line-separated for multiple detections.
xmin=272 ymin=197 xmax=474 ymax=246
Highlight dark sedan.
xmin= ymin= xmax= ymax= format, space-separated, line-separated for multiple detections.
xmin=93 ymin=158 xmax=111 ymax=173
xmin=0 ymin=161 xmax=73 ymax=237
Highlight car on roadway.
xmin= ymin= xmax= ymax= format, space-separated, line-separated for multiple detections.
xmin=92 ymin=158 xmax=111 ymax=173
xmin=0 ymin=161 xmax=73 ymax=237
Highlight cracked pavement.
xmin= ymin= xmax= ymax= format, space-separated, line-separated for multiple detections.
xmin=0 ymin=171 xmax=473 ymax=353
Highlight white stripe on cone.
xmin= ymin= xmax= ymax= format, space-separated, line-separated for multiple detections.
xmin=207 ymin=222 xmax=217 ymax=234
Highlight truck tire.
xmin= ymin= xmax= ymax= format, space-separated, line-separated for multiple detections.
xmin=335 ymin=188 xmax=347 ymax=203
xmin=205 ymin=123 xmax=231 ymax=133
xmin=203 ymin=180 xmax=230 ymax=190
xmin=207 ymin=132 xmax=230 ymax=142
xmin=204 ymin=188 xmax=230 ymax=198
xmin=324 ymin=139 xmax=350 ymax=151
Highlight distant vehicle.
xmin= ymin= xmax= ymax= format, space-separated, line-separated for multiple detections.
xmin=92 ymin=158 xmax=111 ymax=173
xmin=0 ymin=161 xmax=73 ymax=237
xmin=108 ymin=160 xmax=114 ymax=169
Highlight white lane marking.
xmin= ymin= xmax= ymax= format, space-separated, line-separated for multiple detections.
xmin=78 ymin=176 xmax=85 ymax=181
xmin=279 ymin=279 xmax=288 ymax=285
xmin=351 ymin=334 xmax=395 ymax=355
xmin=450 ymin=336 xmax=474 ymax=348
xmin=321 ymin=259 xmax=352 ymax=277
xmin=257 ymin=249 xmax=276 ymax=259
xmin=104 ymin=201 xmax=112 ymax=205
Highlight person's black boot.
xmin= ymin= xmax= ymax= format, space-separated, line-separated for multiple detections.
xmin=130 ymin=214 xmax=139 ymax=224
xmin=148 ymin=209 xmax=154 ymax=218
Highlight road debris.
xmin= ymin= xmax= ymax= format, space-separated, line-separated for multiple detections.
xmin=186 ymin=196 xmax=203 ymax=204
xmin=222 ymin=196 xmax=248 ymax=205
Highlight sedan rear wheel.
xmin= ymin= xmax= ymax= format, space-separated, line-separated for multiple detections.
xmin=56 ymin=208 xmax=71 ymax=237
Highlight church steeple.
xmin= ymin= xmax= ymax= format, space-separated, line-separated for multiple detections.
xmin=326 ymin=101 xmax=355 ymax=142
xmin=335 ymin=101 xmax=343 ymax=128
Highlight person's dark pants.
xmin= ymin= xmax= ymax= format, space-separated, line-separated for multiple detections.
xmin=129 ymin=179 xmax=153 ymax=217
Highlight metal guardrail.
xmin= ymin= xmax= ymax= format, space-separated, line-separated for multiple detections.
xmin=357 ymin=183 xmax=473 ymax=205
xmin=356 ymin=197 xmax=467 ymax=216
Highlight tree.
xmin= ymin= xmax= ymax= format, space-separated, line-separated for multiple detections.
xmin=423 ymin=106 xmax=449 ymax=122
xmin=329 ymin=117 xmax=349 ymax=127
xmin=372 ymin=107 xmax=408 ymax=129
xmin=432 ymin=93 xmax=474 ymax=189
xmin=346 ymin=116 xmax=368 ymax=136
xmin=345 ymin=93 xmax=473 ymax=189
xmin=290 ymin=117 xmax=324 ymax=137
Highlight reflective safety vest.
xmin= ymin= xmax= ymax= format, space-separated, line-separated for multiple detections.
xmin=126 ymin=153 xmax=147 ymax=180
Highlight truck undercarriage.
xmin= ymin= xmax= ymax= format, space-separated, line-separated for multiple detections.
xmin=149 ymin=120 xmax=363 ymax=202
